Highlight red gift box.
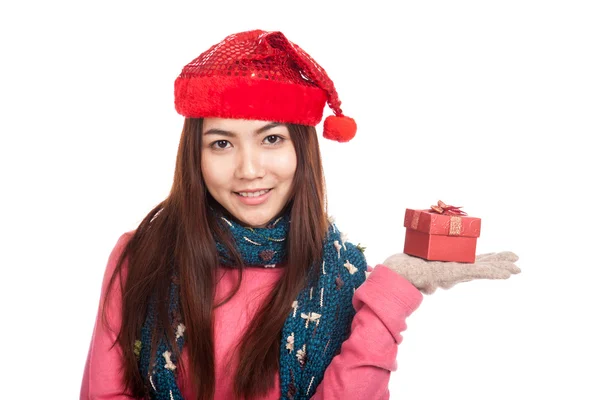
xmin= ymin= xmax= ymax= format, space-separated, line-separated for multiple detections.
xmin=403 ymin=201 xmax=481 ymax=263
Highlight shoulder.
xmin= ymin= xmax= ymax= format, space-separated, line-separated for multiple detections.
xmin=107 ymin=230 xmax=136 ymax=267
xmin=101 ymin=230 xmax=136 ymax=289
xmin=112 ymin=230 xmax=135 ymax=255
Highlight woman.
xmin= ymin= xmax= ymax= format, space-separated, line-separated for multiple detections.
xmin=80 ymin=30 xmax=519 ymax=400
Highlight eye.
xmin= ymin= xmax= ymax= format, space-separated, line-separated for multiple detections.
xmin=264 ymin=135 xmax=284 ymax=145
xmin=211 ymin=140 xmax=231 ymax=150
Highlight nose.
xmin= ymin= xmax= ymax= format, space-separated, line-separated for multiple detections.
xmin=234 ymin=145 xmax=265 ymax=180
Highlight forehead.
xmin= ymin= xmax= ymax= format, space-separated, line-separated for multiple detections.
xmin=202 ymin=118 xmax=288 ymax=135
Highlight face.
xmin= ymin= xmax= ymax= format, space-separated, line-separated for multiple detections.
xmin=201 ymin=118 xmax=297 ymax=228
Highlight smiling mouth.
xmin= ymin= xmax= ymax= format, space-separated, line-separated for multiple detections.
xmin=234 ymin=188 xmax=272 ymax=198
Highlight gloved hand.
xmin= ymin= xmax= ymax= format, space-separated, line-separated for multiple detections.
xmin=382 ymin=251 xmax=521 ymax=294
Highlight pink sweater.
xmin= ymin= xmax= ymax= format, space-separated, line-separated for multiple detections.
xmin=81 ymin=232 xmax=423 ymax=399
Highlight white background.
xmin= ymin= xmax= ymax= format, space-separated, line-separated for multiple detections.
xmin=1 ymin=1 xmax=599 ymax=399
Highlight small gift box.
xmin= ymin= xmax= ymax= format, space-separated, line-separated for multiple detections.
xmin=403 ymin=200 xmax=481 ymax=263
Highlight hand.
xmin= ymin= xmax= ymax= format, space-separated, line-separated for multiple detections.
xmin=382 ymin=251 xmax=521 ymax=295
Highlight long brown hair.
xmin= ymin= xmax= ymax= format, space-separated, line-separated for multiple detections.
xmin=103 ymin=118 xmax=329 ymax=400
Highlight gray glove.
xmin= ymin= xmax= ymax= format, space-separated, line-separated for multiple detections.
xmin=382 ymin=251 xmax=521 ymax=294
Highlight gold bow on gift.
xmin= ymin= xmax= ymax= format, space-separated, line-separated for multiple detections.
xmin=429 ymin=200 xmax=468 ymax=216
xmin=427 ymin=200 xmax=467 ymax=236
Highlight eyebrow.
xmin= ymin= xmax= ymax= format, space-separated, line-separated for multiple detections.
xmin=203 ymin=122 xmax=284 ymax=137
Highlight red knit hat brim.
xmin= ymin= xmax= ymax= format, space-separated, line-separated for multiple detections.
xmin=175 ymin=76 xmax=328 ymax=126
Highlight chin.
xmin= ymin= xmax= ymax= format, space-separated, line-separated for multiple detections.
xmin=238 ymin=213 xmax=272 ymax=228
xmin=237 ymin=205 xmax=286 ymax=227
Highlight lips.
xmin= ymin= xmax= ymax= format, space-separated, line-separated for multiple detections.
xmin=234 ymin=188 xmax=273 ymax=205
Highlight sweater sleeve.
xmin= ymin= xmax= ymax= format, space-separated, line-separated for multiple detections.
xmin=80 ymin=232 xmax=136 ymax=400
xmin=311 ymin=264 xmax=423 ymax=400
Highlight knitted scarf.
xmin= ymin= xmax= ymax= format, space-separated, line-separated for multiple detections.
xmin=137 ymin=210 xmax=367 ymax=399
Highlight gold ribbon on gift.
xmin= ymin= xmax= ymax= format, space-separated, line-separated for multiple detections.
xmin=411 ymin=211 xmax=420 ymax=229
xmin=449 ymin=216 xmax=462 ymax=236
xmin=431 ymin=200 xmax=466 ymax=236
xmin=430 ymin=200 xmax=466 ymax=236
xmin=407 ymin=200 xmax=468 ymax=236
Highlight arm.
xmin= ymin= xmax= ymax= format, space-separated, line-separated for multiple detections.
xmin=311 ymin=264 xmax=423 ymax=400
xmin=80 ymin=232 xmax=135 ymax=400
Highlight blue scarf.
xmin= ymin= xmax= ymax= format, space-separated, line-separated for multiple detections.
xmin=137 ymin=210 xmax=367 ymax=399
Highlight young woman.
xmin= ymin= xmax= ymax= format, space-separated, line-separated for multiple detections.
xmin=80 ymin=29 xmax=520 ymax=400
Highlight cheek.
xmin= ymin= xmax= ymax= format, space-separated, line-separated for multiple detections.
xmin=271 ymin=148 xmax=297 ymax=180
xmin=201 ymin=154 xmax=229 ymax=191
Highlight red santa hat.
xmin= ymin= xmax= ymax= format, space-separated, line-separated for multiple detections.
xmin=174 ymin=30 xmax=356 ymax=142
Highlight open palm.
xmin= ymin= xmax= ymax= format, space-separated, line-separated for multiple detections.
xmin=382 ymin=251 xmax=521 ymax=294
